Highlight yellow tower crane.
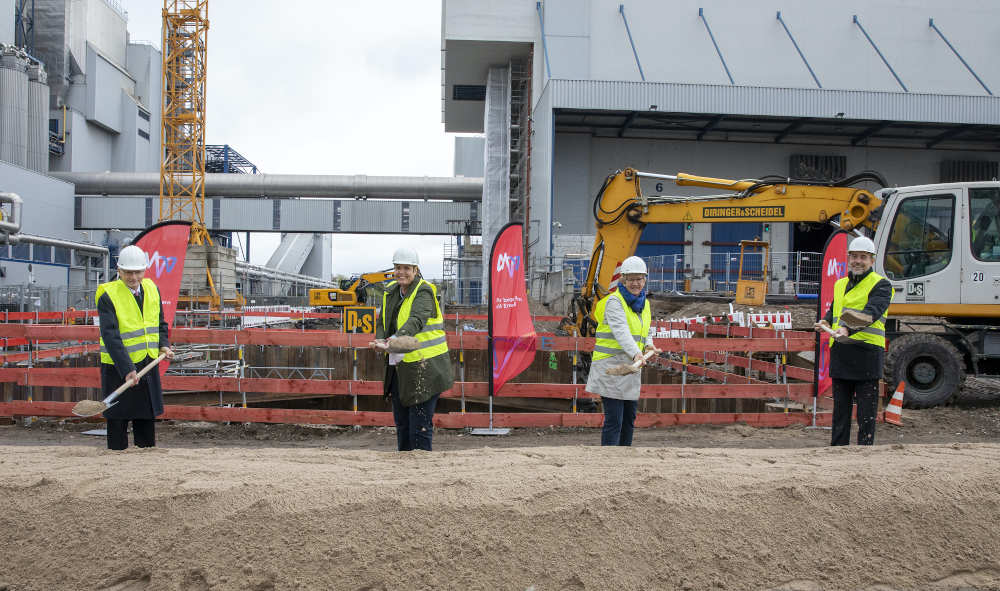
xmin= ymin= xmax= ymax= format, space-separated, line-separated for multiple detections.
xmin=160 ymin=0 xmax=243 ymax=313
xmin=160 ymin=0 xmax=210 ymax=245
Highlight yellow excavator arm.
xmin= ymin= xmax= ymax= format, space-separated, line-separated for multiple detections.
xmin=568 ymin=167 xmax=885 ymax=336
xmin=309 ymin=269 xmax=395 ymax=307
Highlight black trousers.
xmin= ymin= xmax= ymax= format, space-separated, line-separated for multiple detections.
xmin=387 ymin=372 xmax=438 ymax=451
xmin=831 ymin=378 xmax=879 ymax=446
xmin=106 ymin=418 xmax=156 ymax=450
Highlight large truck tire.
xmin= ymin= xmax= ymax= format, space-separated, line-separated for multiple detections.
xmin=885 ymin=333 xmax=965 ymax=408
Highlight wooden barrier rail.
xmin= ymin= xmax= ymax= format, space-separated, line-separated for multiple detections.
xmin=0 ymin=319 xmax=825 ymax=427
xmin=0 ymin=368 xmax=815 ymax=401
xmin=0 ymin=309 xmax=569 ymax=323
xmin=0 ymin=324 xmax=815 ymax=354
xmin=0 ymin=400 xmax=832 ymax=428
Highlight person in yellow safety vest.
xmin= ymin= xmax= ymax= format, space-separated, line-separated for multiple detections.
xmin=585 ymin=256 xmax=661 ymax=446
xmin=370 ymin=247 xmax=453 ymax=451
xmin=96 ymin=245 xmax=174 ymax=450
xmin=814 ymin=235 xmax=893 ymax=446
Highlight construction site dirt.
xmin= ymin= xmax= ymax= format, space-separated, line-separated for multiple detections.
xmin=2 ymin=302 xmax=999 ymax=590
xmin=1 ymin=382 xmax=999 ymax=591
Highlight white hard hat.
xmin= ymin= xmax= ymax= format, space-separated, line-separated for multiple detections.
xmin=848 ymin=236 xmax=877 ymax=255
xmin=392 ymin=247 xmax=419 ymax=266
xmin=619 ymin=256 xmax=647 ymax=275
xmin=116 ymin=245 xmax=147 ymax=271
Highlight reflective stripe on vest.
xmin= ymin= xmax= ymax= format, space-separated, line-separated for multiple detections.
xmin=97 ymin=278 xmax=161 ymax=364
xmin=592 ymin=290 xmax=651 ymax=362
xmin=831 ymin=271 xmax=889 ymax=349
xmin=381 ymin=278 xmax=449 ymax=363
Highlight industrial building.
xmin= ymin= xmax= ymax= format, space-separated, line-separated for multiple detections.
xmin=442 ymin=0 xmax=1000 ymax=297
xmin=0 ymin=0 xmax=484 ymax=310
xmin=5 ymin=0 xmax=1000 ymax=309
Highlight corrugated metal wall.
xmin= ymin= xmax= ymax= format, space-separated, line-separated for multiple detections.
xmin=635 ymin=223 xmax=684 ymax=258
xmin=26 ymin=63 xmax=47 ymax=173
xmin=0 ymin=48 xmax=28 ymax=167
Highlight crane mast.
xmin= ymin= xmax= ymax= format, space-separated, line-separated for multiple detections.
xmin=160 ymin=0 xmax=210 ymax=245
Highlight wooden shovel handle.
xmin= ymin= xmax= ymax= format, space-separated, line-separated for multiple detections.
xmin=105 ymin=353 xmax=167 ymax=402
xmin=817 ymin=323 xmax=856 ymax=345
xmin=630 ymin=348 xmax=658 ymax=369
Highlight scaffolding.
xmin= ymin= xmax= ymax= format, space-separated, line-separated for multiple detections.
xmin=509 ymin=55 xmax=532 ymax=228
xmin=442 ymin=227 xmax=483 ymax=306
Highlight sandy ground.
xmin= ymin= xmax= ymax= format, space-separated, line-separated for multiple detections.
xmin=2 ymin=385 xmax=1000 ymax=591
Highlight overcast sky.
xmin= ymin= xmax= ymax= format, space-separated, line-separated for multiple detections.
xmin=122 ymin=0 xmax=460 ymax=278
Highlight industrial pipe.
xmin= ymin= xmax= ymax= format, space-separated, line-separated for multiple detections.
xmin=51 ymin=172 xmax=485 ymax=201
xmin=235 ymin=260 xmax=335 ymax=288
xmin=4 ymin=233 xmax=111 ymax=284
xmin=0 ymin=192 xmax=23 ymax=237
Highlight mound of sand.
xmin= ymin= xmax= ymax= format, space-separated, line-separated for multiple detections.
xmin=2 ymin=442 xmax=999 ymax=590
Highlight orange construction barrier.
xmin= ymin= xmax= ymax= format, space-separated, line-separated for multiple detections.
xmin=0 ymin=320 xmax=830 ymax=428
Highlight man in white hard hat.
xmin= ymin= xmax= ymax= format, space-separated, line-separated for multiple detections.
xmin=814 ymin=235 xmax=892 ymax=446
xmin=585 ymin=256 xmax=660 ymax=446
xmin=96 ymin=244 xmax=174 ymax=450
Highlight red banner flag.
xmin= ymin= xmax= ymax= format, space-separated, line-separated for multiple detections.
xmin=815 ymin=231 xmax=849 ymax=396
xmin=131 ymin=221 xmax=192 ymax=376
xmin=489 ymin=222 xmax=536 ymax=396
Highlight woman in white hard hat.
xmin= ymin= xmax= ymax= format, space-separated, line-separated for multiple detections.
xmin=370 ymin=247 xmax=453 ymax=451
xmin=96 ymin=244 xmax=174 ymax=450
xmin=585 ymin=256 xmax=660 ymax=446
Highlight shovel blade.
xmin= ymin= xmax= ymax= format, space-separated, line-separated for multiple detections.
xmin=71 ymin=399 xmax=108 ymax=417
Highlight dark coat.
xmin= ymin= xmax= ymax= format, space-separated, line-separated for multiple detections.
xmin=376 ymin=279 xmax=454 ymax=407
xmin=822 ymin=268 xmax=893 ymax=381
xmin=97 ymin=281 xmax=169 ymax=419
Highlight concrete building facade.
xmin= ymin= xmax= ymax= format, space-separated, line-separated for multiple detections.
xmin=441 ymin=0 xmax=1000 ymax=292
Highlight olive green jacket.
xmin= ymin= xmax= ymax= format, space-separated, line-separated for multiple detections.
xmin=376 ymin=280 xmax=454 ymax=406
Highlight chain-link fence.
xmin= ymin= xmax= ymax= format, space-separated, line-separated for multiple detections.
xmin=0 ymin=285 xmax=100 ymax=313
xmin=783 ymin=251 xmax=823 ymax=296
xmin=644 ymin=254 xmax=687 ymax=293
xmin=523 ymin=250 xmax=823 ymax=302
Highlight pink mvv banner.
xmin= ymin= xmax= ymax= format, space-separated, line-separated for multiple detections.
xmin=489 ymin=223 xmax=537 ymax=395
xmin=131 ymin=221 xmax=192 ymax=376
xmin=815 ymin=231 xmax=848 ymax=396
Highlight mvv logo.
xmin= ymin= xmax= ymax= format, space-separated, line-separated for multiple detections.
xmin=496 ymin=252 xmax=521 ymax=278
xmin=147 ymin=251 xmax=178 ymax=279
xmin=826 ymin=258 xmax=845 ymax=277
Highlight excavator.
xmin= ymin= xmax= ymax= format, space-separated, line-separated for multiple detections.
xmin=565 ymin=167 xmax=1000 ymax=408
xmin=308 ymin=270 xmax=395 ymax=308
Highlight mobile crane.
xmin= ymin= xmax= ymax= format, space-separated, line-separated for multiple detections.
xmin=309 ymin=270 xmax=395 ymax=308
xmin=566 ymin=167 xmax=1000 ymax=407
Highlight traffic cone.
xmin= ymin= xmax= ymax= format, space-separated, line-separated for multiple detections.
xmin=885 ymin=381 xmax=905 ymax=426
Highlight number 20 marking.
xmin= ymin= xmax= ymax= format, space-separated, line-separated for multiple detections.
xmin=972 ymin=271 xmax=984 ymax=282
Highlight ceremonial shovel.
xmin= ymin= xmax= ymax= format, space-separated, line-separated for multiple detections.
xmin=371 ymin=336 xmax=421 ymax=353
xmin=71 ymin=353 xmax=167 ymax=417
xmin=817 ymin=323 xmax=857 ymax=345
xmin=606 ymin=348 xmax=658 ymax=376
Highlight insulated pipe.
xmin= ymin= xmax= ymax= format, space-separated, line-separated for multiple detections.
xmin=0 ymin=192 xmax=23 ymax=236
xmin=51 ymin=172 xmax=485 ymax=201
xmin=235 ymin=260 xmax=335 ymax=288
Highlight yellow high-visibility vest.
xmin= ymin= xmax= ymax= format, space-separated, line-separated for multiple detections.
xmin=592 ymin=289 xmax=651 ymax=361
xmin=382 ymin=279 xmax=449 ymax=363
xmin=831 ymin=271 xmax=888 ymax=348
xmin=97 ymin=278 xmax=161 ymax=364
